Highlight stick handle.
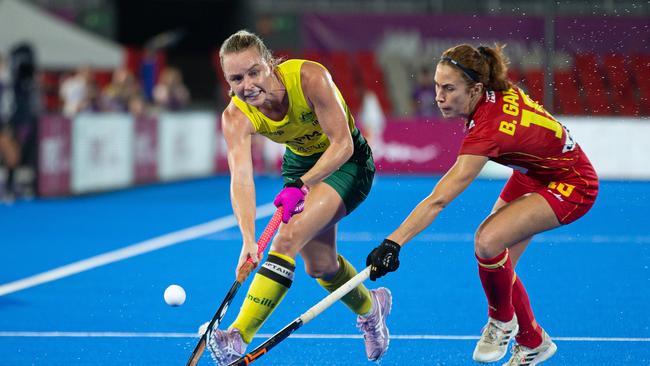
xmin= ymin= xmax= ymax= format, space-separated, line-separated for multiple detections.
xmin=236 ymin=207 xmax=283 ymax=284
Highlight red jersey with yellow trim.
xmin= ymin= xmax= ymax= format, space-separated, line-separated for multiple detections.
xmin=460 ymin=87 xmax=598 ymax=185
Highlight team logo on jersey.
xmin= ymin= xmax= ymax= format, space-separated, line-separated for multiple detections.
xmin=547 ymin=189 xmax=565 ymax=202
xmin=300 ymin=111 xmax=316 ymax=123
xmin=486 ymin=90 xmax=496 ymax=103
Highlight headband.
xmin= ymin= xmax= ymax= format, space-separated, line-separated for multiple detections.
xmin=441 ymin=56 xmax=481 ymax=83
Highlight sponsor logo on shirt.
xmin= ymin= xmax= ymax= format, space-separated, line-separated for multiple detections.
xmin=486 ymin=90 xmax=496 ymax=103
xmin=300 ymin=111 xmax=316 ymax=124
xmin=290 ymin=130 xmax=323 ymax=145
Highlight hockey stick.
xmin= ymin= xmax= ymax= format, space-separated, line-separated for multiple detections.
xmin=186 ymin=207 xmax=284 ymax=366
xmin=227 ymin=266 xmax=371 ymax=366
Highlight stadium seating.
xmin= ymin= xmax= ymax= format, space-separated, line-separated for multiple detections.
xmin=36 ymin=49 xmax=649 ymax=118
xmin=93 ymin=70 xmax=113 ymax=90
xmin=522 ymin=68 xmax=545 ymax=104
xmin=603 ymin=54 xmax=640 ymax=116
xmin=211 ymin=49 xmax=230 ymax=104
xmin=574 ymin=53 xmax=611 ymax=115
xmin=328 ymin=51 xmax=361 ymax=112
xmin=302 ymin=50 xmax=331 ymax=69
xmin=507 ymin=67 xmax=523 ymax=88
xmin=354 ymin=51 xmax=392 ymax=114
xmin=553 ymin=69 xmax=584 ymax=115
xmin=40 ymin=70 xmax=62 ymax=112
xmin=631 ymin=54 xmax=650 ymax=114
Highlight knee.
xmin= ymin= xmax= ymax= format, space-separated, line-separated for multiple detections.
xmin=303 ymin=259 xmax=339 ymax=280
xmin=271 ymin=230 xmax=296 ymax=256
xmin=474 ymin=226 xmax=503 ymax=259
xmin=304 ymin=265 xmax=326 ymax=279
xmin=271 ymin=225 xmax=309 ymax=257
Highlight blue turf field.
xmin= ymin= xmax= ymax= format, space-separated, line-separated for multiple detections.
xmin=1 ymin=176 xmax=649 ymax=365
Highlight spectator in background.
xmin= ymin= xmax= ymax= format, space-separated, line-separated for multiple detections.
xmin=411 ymin=66 xmax=439 ymax=118
xmin=140 ymin=51 xmax=158 ymax=101
xmin=59 ymin=65 xmax=96 ymax=117
xmin=153 ymin=66 xmax=190 ymax=111
xmin=0 ymin=53 xmax=9 ymax=125
xmin=7 ymin=43 xmax=40 ymax=200
xmin=101 ymin=68 xmax=141 ymax=112
xmin=0 ymin=53 xmax=8 ymax=118
xmin=128 ymin=94 xmax=149 ymax=119
xmin=0 ymin=53 xmax=21 ymax=201
xmin=82 ymin=77 xmax=101 ymax=113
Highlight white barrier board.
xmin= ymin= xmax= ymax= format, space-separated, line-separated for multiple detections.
xmin=71 ymin=113 xmax=134 ymax=193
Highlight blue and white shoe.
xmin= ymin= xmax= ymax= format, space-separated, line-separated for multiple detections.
xmin=356 ymin=287 xmax=392 ymax=361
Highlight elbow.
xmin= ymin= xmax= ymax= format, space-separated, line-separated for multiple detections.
xmin=342 ymin=141 xmax=353 ymax=160
xmin=338 ymin=137 xmax=354 ymax=160
xmin=426 ymin=196 xmax=448 ymax=213
xmin=328 ymin=138 xmax=353 ymax=161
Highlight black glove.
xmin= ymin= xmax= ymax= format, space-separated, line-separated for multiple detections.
xmin=366 ymin=239 xmax=401 ymax=281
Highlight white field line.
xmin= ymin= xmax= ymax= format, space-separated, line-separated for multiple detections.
xmin=0 ymin=204 xmax=277 ymax=297
xmin=205 ymin=231 xmax=650 ymax=244
xmin=0 ymin=331 xmax=648 ymax=342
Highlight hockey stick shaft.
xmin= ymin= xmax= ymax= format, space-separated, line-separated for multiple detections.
xmin=186 ymin=207 xmax=284 ymax=366
xmin=228 ymin=266 xmax=371 ymax=366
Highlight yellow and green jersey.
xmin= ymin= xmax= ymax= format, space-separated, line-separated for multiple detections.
xmin=232 ymin=59 xmax=356 ymax=157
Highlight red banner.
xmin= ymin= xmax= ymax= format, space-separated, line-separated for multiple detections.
xmin=134 ymin=116 xmax=158 ymax=184
xmin=38 ymin=115 xmax=71 ymax=196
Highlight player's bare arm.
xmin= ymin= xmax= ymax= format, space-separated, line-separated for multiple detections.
xmin=298 ymin=61 xmax=354 ymax=187
xmin=387 ymin=154 xmax=489 ymax=246
xmin=222 ymin=102 xmax=262 ymax=268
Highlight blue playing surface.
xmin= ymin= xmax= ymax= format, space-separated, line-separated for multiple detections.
xmin=1 ymin=176 xmax=649 ymax=365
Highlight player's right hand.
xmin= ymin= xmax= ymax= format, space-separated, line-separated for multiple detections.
xmin=236 ymin=240 xmax=260 ymax=277
xmin=366 ymin=239 xmax=401 ymax=281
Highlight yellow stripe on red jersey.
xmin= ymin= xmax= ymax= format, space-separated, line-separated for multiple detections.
xmin=460 ymin=87 xmax=596 ymax=185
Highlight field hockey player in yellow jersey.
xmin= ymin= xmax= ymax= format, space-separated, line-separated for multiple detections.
xmin=203 ymin=30 xmax=392 ymax=365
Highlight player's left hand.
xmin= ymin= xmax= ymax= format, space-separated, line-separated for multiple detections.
xmin=273 ymin=185 xmax=307 ymax=223
xmin=366 ymin=239 xmax=401 ymax=281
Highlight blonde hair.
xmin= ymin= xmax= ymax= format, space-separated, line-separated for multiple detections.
xmin=219 ymin=30 xmax=281 ymax=69
xmin=440 ymin=43 xmax=512 ymax=91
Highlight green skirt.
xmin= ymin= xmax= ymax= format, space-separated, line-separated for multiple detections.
xmin=281 ymin=129 xmax=375 ymax=214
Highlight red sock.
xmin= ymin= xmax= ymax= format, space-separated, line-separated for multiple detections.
xmin=512 ymin=275 xmax=543 ymax=348
xmin=476 ymin=249 xmax=515 ymax=322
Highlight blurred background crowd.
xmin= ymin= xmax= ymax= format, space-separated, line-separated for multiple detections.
xmin=0 ymin=0 xmax=648 ymax=202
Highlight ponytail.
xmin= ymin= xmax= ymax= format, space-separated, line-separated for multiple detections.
xmin=477 ymin=45 xmax=511 ymax=91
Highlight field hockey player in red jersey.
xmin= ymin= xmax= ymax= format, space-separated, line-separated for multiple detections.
xmin=365 ymin=43 xmax=599 ymax=366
